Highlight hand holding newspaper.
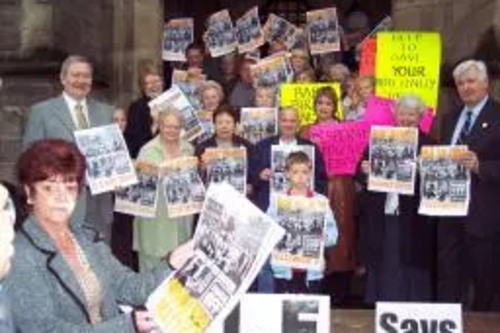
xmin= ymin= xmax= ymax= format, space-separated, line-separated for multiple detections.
xmin=146 ymin=183 xmax=285 ymax=333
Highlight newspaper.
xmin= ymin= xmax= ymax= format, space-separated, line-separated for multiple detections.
xmin=250 ymin=52 xmax=293 ymax=88
xmin=240 ymin=107 xmax=278 ymax=144
xmin=204 ymin=147 xmax=247 ymax=195
xmin=235 ymin=6 xmax=265 ymax=54
xmin=271 ymin=195 xmax=328 ymax=270
xmin=306 ymin=8 xmax=341 ymax=55
xmin=149 ymin=85 xmax=204 ymax=142
xmin=205 ymin=9 xmax=237 ymax=58
xmin=74 ymin=124 xmax=137 ymax=195
xmin=271 ymin=145 xmax=315 ymax=196
xmin=171 ymin=69 xmax=207 ymax=84
xmin=114 ymin=161 xmax=159 ymax=218
xmin=195 ymin=110 xmax=216 ymax=144
xmin=419 ymin=145 xmax=470 ymax=216
xmin=368 ymin=126 xmax=419 ymax=195
xmin=146 ymin=183 xmax=285 ymax=333
xmin=162 ymin=18 xmax=194 ymax=62
xmin=238 ymin=294 xmax=330 ymax=333
xmin=161 ymin=156 xmax=206 ymax=218
xmin=263 ymin=13 xmax=300 ymax=50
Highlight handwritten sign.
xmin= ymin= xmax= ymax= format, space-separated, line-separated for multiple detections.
xmin=308 ymin=121 xmax=370 ymax=175
xmin=359 ymin=38 xmax=376 ymax=76
xmin=364 ymin=95 xmax=435 ymax=134
xmin=280 ymin=83 xmax=343 ymax=126
xmin=375 ymin=32 xmax=441 ymax=111
xmin=376 ymin=302 xmax=463 ymax=333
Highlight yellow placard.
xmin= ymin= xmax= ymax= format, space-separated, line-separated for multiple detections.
xmin=280 ymin=83 xmax=343 ymax=126
xmin=375 ymin=32 xmax=441 ymax=111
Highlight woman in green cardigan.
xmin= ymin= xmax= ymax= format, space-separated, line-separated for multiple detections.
xmin=134 ymin=108 xmax=195 ymax=272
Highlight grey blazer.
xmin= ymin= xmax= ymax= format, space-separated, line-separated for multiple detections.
xmin=5 ymin=216 xmax=171 ymax=333
xmin=22 ymin=95 xmax=115 ymax=240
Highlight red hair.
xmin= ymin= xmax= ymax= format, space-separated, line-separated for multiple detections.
xmin=17 ymin=139 xmax=86 ymax=191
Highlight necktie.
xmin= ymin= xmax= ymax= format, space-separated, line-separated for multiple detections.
xmin=75 ymin=103 xmax=89 ymax=129
xmin=457 ymin=110 xmax=473 ymax=144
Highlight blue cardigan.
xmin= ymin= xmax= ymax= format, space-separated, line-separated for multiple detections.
xmin=249 ymin=135 xmax=328 ymax=212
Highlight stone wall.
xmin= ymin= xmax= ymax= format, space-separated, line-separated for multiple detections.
xmin=0 ymin=1 xmax=21 ymax=55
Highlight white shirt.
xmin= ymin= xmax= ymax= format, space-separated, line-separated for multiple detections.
xmin=384 ymin=193 xmax=399 ymax=215
xmin=62 ymin=92 xmax=90 ymax=128
xmin=451 ymin=96 xmax=488 ymax=145
xmin=279 ymin=137 xmax=298 ymax=146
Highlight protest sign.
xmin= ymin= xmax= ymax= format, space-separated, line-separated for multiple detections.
xmin=308 ymin=121 xmax=370 ymax=176
xmin=147 ymin=183 xmax=285 ymax=333
xmin=205 ymin=9 xmax=237 ymax=57
xmin=162 ymin=18 xmax=194 ymax=62
xmin=161 ymin=156 xmax=206 ymax=218
xmin=306 ymin=8 xmax=341 ymax=55
xmin=376 ymin=302 xmax=463 ymax=333
xmin=240 ymin=107 xmax=278 ymax=144
xmin=359 ymin=37 xmax=376 ymax=76
xmin=419 ymin=145 xmax=470 ymax=216
xmin=368 ymin=126 xmax=419 ymax=195
xmin=235 ymin=6 xmax=264 ymax=54
xmin=75 ymin=124 xmax=137 ymax=195
xmin=280 ymin=83 xmax=343 ymax=126
xmin=375 ymin=32 xmax=442 ymax=111
xmin=114 ymin=162 xmax=159 ymax=218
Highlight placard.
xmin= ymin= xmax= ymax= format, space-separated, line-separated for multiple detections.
xmin=375 ymin=32 xmax=441 ymax=111
xmin=376 ymin=302 xmax=463 ymax=333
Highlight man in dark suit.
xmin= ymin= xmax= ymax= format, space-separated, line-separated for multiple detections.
xmin=23 ymin=55 xmax=114 ymax=243
xmin=438 ymin=59 xmax=500 ymax=311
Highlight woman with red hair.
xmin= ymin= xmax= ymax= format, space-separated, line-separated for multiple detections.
xmin=5 ymin=138 xmax=193 ymax=332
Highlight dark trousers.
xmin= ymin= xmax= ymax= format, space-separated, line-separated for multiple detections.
xmin=438 ymin=222 xmax=500 ymax=311
xmin=275 ymin=272 xmax=322 ymax=294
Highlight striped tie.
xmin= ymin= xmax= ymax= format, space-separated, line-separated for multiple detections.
xmin=75 ymin=103 xmax=89 ymax=129
xmin=457 ymin=110 xmax=473 ymax=144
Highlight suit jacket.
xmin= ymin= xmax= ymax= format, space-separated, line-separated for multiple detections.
xmin=124 ymin=95 xmax=154 ymax=159
xmin=440 ymin=98 xmax=500 ymax=237
xmin=5 ymin=216 xmax=170 ymax=332
xmin=249 ymin=135 xmax=328 ymax=211
xmin=358 ymin=131 xmax=436 ymax=269
xmin=22 ymin=95 xmax=114 ymax=238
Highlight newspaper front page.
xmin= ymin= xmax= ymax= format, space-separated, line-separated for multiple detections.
xmin=149 ymin=85 xmax=204 ymax=142
xmin=205 ymin=9 xmax=237 ymax=58
xmin=419 ymin=145 xmax=470 ymax=216
xmin=204 ymin=147 xmax=247 ymax=195
xmin=74 ymin=124 xmax=137 ymax=195
xmin=161 ymin=156 xmax=206 ymax=218
xmin=271 ymin=144 xmax=315 ymax=196
xmin=271 ymin=195 xmax=328 ymax=270
xmin=263 ymin=14 xmax=300 ymax=50
xmin=235 ymin=6 xmax=265 ymax=54
xmin=306 ymin=8 xmax=341 ymax=54
xmin=240 ymin=107 xmax=278 ymax=144
xmin=250 ymin=52 xmax=293 ymax=88
xmin=163 ymin=18 xmax=194 ymax=62
xmin=368 ymin=126 xmax=419 ymax=195
xmin=147 ymin=183 xmax=285 ymax=333
xmin=114 ymin=161 xmax=159 ymax=218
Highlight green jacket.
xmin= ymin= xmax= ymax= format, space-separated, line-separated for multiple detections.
xmin=133 ymin=135 xmax=195 ymax=258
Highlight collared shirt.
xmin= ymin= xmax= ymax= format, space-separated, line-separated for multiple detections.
xmin=279 ymin=137 xmax=298 ymax=146
xmin=62 ymin=92 xmax=90 ymax=128
xmin=384 ymin=193 xmax=399 ymax=215
xmin=451 ymin=96 xmax=488 ymax=145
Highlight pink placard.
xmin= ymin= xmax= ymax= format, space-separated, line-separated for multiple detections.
xmin=308 ymin=121 xmax=370 ymax=176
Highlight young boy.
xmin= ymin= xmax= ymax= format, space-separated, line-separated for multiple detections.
xmin=267 ymin=151 xmax=338 ymax=294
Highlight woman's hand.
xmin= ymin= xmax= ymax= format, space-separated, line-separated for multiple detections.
xmin=168 ymin=239 xmax=194 ymax=270
xmin=361 ymin=160 xmax=370 ymax=174
xmin=259 ymin=168 xmax=273 ymax=181
xmin=132 ymin=310 xmax=158 ymax=333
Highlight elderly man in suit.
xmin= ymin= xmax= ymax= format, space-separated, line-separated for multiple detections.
xmin=437 ymin=59 xmax=500 ymax=311
xmin=23 ymin=55 xmax=114 ymax=244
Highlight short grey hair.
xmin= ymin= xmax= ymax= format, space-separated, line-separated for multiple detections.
xmin=453 ymin=60 xmax=488 ymax=82
xmin=60 ymin=55 xmax=93 ymax=78
xmin=396 ymin=94 xmax=426 ymax=116
xmin=197 ymin=80 xmax=225 ymax=101
xmin=157 ymin=106 xmax=185 ymax=128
